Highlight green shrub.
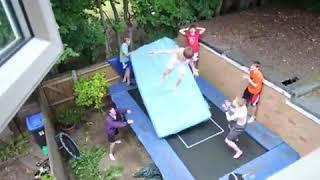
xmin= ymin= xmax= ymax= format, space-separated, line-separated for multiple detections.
xmin=69 ymin=147 xmax=123 ymax=180
xmin=131 ymin=0 xmax=220 ymax=41
xmin=132 ymin=0 xmax=196 ymax=41
xmin=41 ymin=174 xmax=55 ymax=180
xmin=55 ymin=106 xmax=83 ymax=127
xmin=74 ymin=72 xmax=109 ymax=110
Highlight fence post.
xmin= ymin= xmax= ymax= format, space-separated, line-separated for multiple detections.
xmin=71 ymin=70 xmax=78 ymax=82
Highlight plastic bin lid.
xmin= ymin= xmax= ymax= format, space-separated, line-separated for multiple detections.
xmin=26 ymin=113 xmax=44 ymax=131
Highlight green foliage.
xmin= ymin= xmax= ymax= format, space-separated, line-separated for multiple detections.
xmin=56 ymin=44 xmax=80 ymax=64
xmin=69 ymin=147 xmax=123 ymax=180
xmin=104 ymin=165 xmax=123 ymax=180
xmin=55 ymin=106 xmax=83 ymax=126
xmin=40 ymin=174 xmax=55 ymax=180
xmin=131 ymin=0 xmax=220 ymax=41
xmin=187 ymin=0 xmax=220 ymax=19
xmin=0 ymin=3 xmax=15 ymax=49
xmin=131 ymin=0 xmax=195 ymax=41
xmin=110 ymin=19 xmax=126 ymax=33
xmin=0 ymin=132 xmax=30 ymax=162
xmin=52 ymin=0 xmax=105 ymax=63
xmin=74 ymin=72 xmax=109 ymax=109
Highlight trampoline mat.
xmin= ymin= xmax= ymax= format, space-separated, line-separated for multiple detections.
xmin=129 ymin=89 xmax=266 ymax=180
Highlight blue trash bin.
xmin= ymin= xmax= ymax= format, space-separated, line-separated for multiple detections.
xmin=26 ymin=113 xmax=47 ymax=147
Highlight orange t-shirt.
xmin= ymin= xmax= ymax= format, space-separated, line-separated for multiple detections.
xmin=247 ymin=69 xmax=264 ymax=95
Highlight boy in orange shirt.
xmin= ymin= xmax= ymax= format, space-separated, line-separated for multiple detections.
xmin=242 ymin=61 xmax=264 ymax=123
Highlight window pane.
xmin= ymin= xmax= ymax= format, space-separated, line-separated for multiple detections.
xmin=0 ymin=1 xmax=21 ymax=53
xmin=0 ymin=0 xmax=32 ymax=65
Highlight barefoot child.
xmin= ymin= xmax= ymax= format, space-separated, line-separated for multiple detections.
xmin=223 ymin=97 xmax=248 ymax=159
xmin=105 ymin=102 xmax=133 ymax=161
xmin=120 ymin=37 xmax=132 ymax=85
xmin=179 ymin=25 xmax=206 ymax=68
xmin=242 ymin=61 xmax=264 ymax=123
xmin=150 ymin=47 xmax=199 ymax=92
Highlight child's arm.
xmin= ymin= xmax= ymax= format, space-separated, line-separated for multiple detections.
xmin=116 ymin=108 xmax=128 ymax=114
xmin=179 ymin=27 xmax=189 ymax=35
xmin=196 ymin=27 xmax=206 ymax=34
xmin=225 ymin=111 xmax=237 ymax=121
xmin=243 ymin=75 xmax=257 ymax=87
xmin=110 ymin=120 xmax=128 ymax=128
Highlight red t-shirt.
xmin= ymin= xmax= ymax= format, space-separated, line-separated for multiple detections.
xmin=185 ymin=32 xmax=200 ymax=53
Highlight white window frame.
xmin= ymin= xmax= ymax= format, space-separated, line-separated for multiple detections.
xmin=0 ymin=0 xmax=62 ymax=132
xmin=0 ymin=0 xmax=21 ymax=54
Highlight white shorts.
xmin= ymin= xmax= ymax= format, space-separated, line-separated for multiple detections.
xmin=192 ymin=52 xmax=199 ymax=61
xmin=167 ymin=59 xmax=188 ymax=76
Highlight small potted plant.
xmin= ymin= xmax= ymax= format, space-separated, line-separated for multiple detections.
xmin=55 ymin=106 xmax=82 ymax=134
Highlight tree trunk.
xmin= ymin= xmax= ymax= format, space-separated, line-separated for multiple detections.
xmin=109 ymin=0 xmax=121 ymax=49
xmin=215 ymin=0 xmax=224 ymax=16
xmin=128 ymin=25 xmax=133 ymax=50
xmin=109 ymin=0 xmax=120 ymax=21
xmin=123 ymin=0 xmax=129 ymax=22
xmin=95 ymin=0 xmax=110 ymax=54
xmin=123 ymin=0 xmax=133 ymax=49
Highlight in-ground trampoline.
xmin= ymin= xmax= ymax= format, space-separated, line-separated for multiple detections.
xmin=109 ymin=77 xmax=299 ymax=180
xmin=107 ymin=37 xmax=299 ymax=180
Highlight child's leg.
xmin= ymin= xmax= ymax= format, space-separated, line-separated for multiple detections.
xmin=225 ymin=138 xmax=243 ymax=159
xmin=123 ymin=68 xmax=129 ymax=83
xmin=175 ymin=73 xmax=184 ymax=88
xmin=109 ymin=142 xmax=116 ymax=160
xmin=162 ymin=59 xmax=177 ymax=81
xmin=248 ymin=93 xmax=260 ymax=123
xmin=173 ymin=66 xmax=185 ymax=91
xmin=193 ymin=52 xmax=199 ymax=69
xmin=126 ymin=68 xmax=131 ymax=85
xmin=161 ymin=68 xmax=173 ymax=81
xmin=195 ymin=60 xmax=199 ymax=69
xmin=122 ymin=62 xmax=128 ymax=82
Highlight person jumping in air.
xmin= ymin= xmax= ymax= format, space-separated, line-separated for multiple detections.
xmin=223 ymin=97 xmax=248 ymax=159
xmin=105 ymin=102 xmax=134 ymax=161
xmin=179 ymin=25 xmax=206 ymax=68
xmin=150 ymin=47 xmax=199 ymax=92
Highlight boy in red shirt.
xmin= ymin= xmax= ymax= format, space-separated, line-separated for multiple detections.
xmin=179 ymin=24 xmax=206 ymax=68
xmin=242 ymin=61 xmax=264 ymax=123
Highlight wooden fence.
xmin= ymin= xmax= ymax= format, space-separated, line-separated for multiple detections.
xmin=40 ymin=62 xmax=120 ymax=109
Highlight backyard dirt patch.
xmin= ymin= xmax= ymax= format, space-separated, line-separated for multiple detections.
xmin=196 ymin=6 xmax=320 ymax=91
xmin=0 ymin=142 xmax=46 ymax=180
xmin=70 ymin=110 xmax=151 ymax=180
xmin=0 ymin=159 xmax=34 ymax=180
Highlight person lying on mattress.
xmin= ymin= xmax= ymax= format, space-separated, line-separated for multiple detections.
xmin=105 ymin=102 xmax=134 ymax=161
xmin=223 ymin=97 xmax=248 ymax=159
xmin=149 ymin=47 xmax=199 ymax=92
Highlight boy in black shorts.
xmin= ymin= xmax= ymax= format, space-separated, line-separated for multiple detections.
xmin=223 ymin=97 xmax=248 ymax=159
xmin=242 ymin=61 xmax=264 ymax=123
